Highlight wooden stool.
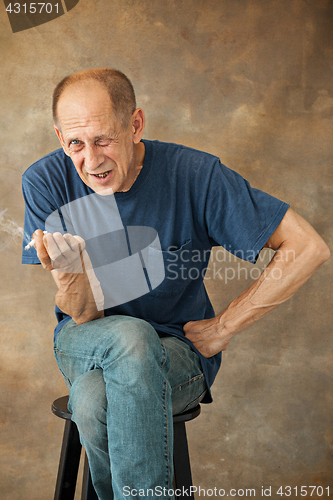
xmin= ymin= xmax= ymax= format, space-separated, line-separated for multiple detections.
xmin=52 ymin=395 xmax=201 ymax=500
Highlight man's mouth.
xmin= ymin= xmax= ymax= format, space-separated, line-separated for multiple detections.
xmin=93 ymin=171 xmax=111 ymax=178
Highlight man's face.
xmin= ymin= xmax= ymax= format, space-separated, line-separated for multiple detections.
xmin=54 ymin=80 xmax=144 ymax=194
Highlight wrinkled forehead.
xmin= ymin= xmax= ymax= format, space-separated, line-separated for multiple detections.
xmin=56 ymin=80 xmax=118 ymax=132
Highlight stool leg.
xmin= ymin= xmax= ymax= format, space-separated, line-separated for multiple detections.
xmin=81 ymin=453 xmax=99 ymax=500
xmin=54 ymin=419 xmax=82 ymax=500
xmin=173 ymin=421 xmax=195 ymax=500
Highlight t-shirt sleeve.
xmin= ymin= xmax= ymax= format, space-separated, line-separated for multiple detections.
xmin=21 ymin=174 xmax=57 ymax=264
xmin=204 ymin=160 xmax=290 ymax=263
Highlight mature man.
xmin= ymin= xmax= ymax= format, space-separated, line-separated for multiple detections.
xmin=22 ymin=68 xmax=329 ymax=500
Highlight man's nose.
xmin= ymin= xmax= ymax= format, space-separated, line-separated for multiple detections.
xmin=84 ymin=145 xmax=104 ymax=171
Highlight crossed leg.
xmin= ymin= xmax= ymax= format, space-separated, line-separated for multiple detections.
xmin=54 ymin=315 xmax=206 ymax=500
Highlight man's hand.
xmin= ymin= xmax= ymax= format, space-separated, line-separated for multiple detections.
xmin=184 ymin=317 xmax=234 ymax=358
xmin=32 ymin=229 xmax=104 ymax=324
xmin=33 ymin=229 xmax=84 ymax=273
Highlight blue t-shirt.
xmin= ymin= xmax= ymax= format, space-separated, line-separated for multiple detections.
xmin=22 ymin=139 xmax=289 ymax=403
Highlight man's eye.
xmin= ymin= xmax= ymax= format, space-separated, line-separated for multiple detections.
xmin=97 ymin=139 xmax=112 ymax=146
xmin=68 ymin=140 xmax=82 ymax=152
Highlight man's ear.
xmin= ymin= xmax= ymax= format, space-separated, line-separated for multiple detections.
xmin=54 ymin=124 xmax=70 ymax=156
xmin=131 ymin=108 xmax=145 ymax=144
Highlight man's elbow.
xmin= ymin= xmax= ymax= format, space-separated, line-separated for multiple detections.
xmin=308 ymin=236 xmax=330 ymax=265
xmin=318 ymin=240 xmax=330 ymax=264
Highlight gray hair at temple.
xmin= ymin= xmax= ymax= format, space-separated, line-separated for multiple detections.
xmin=52 ymin=68 xmax=137 ymax=130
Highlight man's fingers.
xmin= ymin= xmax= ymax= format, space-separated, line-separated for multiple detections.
xmin=34 ymin=229 xmax=53 ymax=270
xmin=53 ymin=232 xmax=72 ymax=255
xmin=44 ymin=233 xmax=66 ymax=263
xmin=183 ymin=317 xmax=233 ymax=357
xmin=63 ymin=233 xmax=85 ymax=252
xmin=44 ymin=232 xmax=84 ymax=273
xmin=72 ymin=234 xmax=86 ymax=250
xmin=45 ymin=233 xmax=77 ymax=260
xmin=32 ymin=231 xmax=85 ymax=273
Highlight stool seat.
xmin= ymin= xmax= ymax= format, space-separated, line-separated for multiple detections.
xmin=52 ymin=395 xmax=201 ymax=500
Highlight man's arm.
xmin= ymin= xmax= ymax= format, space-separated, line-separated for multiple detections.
xmin=34 ymin=229 xmax=104 ymax=325
xmin=184 ymin=208 xmax=330 ymax=357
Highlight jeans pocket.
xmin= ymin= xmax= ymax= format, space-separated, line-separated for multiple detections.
xmin=179 ymin=386 xmax=207 ymax=413
xmin=172 ymin=373 xmax=207 ymax=415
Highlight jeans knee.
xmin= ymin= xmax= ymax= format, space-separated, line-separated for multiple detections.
xmin=104 ymin=317 xmax=170 ymax=384
xmin=69 ymin=369 xmax=107 ymax=440
xmin=114 ymin=318 xmax=166 ymax=361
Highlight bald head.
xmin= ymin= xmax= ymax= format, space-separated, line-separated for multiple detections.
xmin=53 ymin=68 xmax=137 ymax=130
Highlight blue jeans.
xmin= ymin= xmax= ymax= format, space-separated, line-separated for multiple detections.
xmin=54 ymin=315 xmax=207 ymax=500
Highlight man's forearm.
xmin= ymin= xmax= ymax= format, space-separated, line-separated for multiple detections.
xmin=184 ymin=208 xmax=330 ymax=357
xmin=33 ymin=230 xmax=105 ymax=325
xmin=219 ymin=235 xmax=329 ymax=337
xmin=52 ymin=261 xmax=104 ymax=325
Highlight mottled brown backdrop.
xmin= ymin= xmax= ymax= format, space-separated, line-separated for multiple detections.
xmin=0 ymin=0 xmax=332 ymax=498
